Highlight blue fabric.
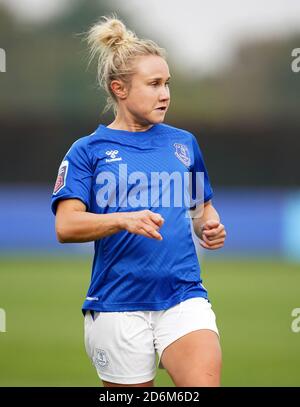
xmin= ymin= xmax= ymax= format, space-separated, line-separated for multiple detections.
xmin=51 ymin=123 xmax=213 ymax=313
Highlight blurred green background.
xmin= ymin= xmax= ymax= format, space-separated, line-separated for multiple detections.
xmin=0 ymin=257 xmax=299 ymax=386
xmin=0 ymin=0 xmax=300 ymax=387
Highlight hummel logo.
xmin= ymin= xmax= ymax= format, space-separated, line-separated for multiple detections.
xmin=105 ymin=150 xmax=122 ymax=163
xmin=106 ymin=150 xmax=118 ymax=159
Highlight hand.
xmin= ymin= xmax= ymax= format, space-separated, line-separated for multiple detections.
xmin=120 ymin=210 xmax=165 ymax=240
xmin=199 ymin=220 xmax=226 ymax=250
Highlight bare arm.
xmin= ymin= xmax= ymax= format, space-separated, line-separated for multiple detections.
xmin=191 ymin=200 xmax=226 ymax=250
xmin=55 ymin=199 xmax=164 ymax=243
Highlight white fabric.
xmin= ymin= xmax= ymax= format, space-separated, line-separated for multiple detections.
xmin=84 ymin=297 xmax=219 ymax=384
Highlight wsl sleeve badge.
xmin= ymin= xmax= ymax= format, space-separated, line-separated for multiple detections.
xmin=53 ymin=160 xmax=69 ymax=195
xmin=174 ymin=143 xmax=191 ymax=167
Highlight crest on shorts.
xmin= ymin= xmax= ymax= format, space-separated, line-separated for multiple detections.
xmin=93 ymin=348 xmax=109 ymax=369
xmin=53 ymin=160 xmax=68 ymax=195
xmin=174 ymin=143 xmax=191 ymax=167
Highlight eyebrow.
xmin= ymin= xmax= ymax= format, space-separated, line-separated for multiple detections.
xmin=148 ymin=76 xmax=171 ymax=81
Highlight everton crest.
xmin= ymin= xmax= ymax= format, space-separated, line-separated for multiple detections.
xmin=173 ymin=143 xmax=191 ymax=167
xmin=93 ymin=348 xmax=109 ymax=369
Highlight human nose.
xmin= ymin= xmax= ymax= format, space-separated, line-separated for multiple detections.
xmin=159 ymin=85 xmax=170 ymax=101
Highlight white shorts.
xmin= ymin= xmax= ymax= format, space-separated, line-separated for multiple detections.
xmin=84 ymin=297 xmax=219 ymax=385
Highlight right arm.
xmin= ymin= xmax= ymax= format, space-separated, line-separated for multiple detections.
xmin=55 ymin=199 xmax=164 ymax=243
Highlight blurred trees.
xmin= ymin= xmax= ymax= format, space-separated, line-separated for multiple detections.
xmin=0 ymin=0 xmax=110 ymax=117
xmin=0 ymin=0 xmax=299 ymax=185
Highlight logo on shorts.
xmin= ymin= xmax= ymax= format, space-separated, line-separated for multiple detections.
xmin=93 ymin=348 xmax=109 ymax=369
xmin=174 ymin=143 xmax=191 ymax=167
xmin=53 ymin=160 xmax=68 ymax=194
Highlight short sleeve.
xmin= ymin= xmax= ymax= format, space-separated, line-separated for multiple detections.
xmin=189 ymin=135 xmax=213 ymax=209
xmin=51 ymin=138 xmax=93 ymax=215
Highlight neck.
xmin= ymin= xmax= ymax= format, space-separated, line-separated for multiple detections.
xmin=107 ymin=112 xmax=154 ymax=132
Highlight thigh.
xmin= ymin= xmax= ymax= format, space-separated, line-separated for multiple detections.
xmin=84 ymin=310 xmax=157 ymax=385
xmin=154 ymin=297 xmax=222 ymax=386
xmin=161 ymin=329 xmax=222 ymax=387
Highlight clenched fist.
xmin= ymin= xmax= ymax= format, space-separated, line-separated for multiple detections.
xmin=199 ymin=220 xmax=226 ymax=250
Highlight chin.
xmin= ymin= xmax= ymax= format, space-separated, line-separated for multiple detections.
xmin=152 ymin=118 xmax=164 ymax=124
xmin=141 ymin=112 xmax=166 ymax=126
xmin=152 ymin=114 xmax=166 ymax=124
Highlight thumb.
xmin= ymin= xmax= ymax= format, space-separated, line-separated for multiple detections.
xmin=202 ymin=220 xmax=220 ymax=230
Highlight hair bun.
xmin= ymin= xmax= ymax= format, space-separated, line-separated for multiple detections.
xmin=88 ymin=15 xmax=136 ymax=53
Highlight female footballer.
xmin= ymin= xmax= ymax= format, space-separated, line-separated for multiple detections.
xmin=51 ymin=15 xmax=226 ymax=387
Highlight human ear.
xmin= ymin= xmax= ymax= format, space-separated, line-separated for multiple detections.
xmin=110 ymin=80 xmax=128 ymax=99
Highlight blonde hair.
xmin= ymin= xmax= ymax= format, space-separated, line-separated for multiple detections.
xmin=86 ymin=13 xmax=167 ymax=116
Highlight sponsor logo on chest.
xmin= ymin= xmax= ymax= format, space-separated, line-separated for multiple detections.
xmin=105 ymin=150 xmax=122 ymax=162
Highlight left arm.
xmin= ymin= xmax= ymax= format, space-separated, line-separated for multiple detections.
xmin=191 ymin=200 xmax=226 ymax=250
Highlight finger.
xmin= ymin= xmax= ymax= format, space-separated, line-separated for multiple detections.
xmin=202 ymin=220 xmax=220 ymax=230
xmin=204 ymin=237 xmax=225 ymax=246
xmin=143 ymin=218 xmax=160 ymax=230
xmin=202 ymin=225 xmax=224 ymax=237
xmin=141 ymin=225 xmax=163 ymax=240
xmin=133 ymin=226 xmax=156 ymax=239
xmin=203 ymin=230 xmax=226 ymax=241
xmin=202 ymin=234 xmax=225 ymax=246
xmin=138 ymin=229 xmax=155 ymax=239
xmin=208 ymin=243 xmax=225 ymax=250
xmin=202 ymin=229 xmax=219 ymax=238
xmin=149 ymin=212 xmax=164 ymax=226
xmin=203 ymin=223 xmax=224 ymax=233
xmin=199 ymin=240 xmax=211 ymax=249
xmin=200 ymin=241 xmax=224 ymax=250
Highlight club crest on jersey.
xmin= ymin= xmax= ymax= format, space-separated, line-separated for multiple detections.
xmin=53 ymin=160 xmax=68 ymax=194
xmin=174 ymin=143 xmax=191 ymax=167
xmin=93 ymin=348 xmax=109 ymax=369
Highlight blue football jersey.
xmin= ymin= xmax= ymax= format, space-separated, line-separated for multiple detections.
xmin=51 ymin=123 xmax=213 ymax=314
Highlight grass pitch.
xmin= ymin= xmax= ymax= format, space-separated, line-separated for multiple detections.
xmin=0 ymin=256 xmax=299 ymax=386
